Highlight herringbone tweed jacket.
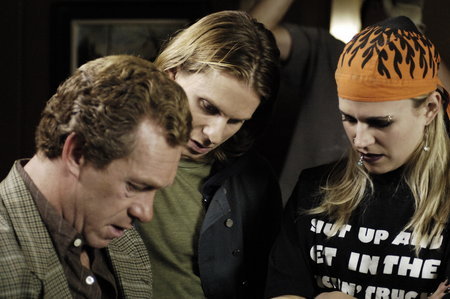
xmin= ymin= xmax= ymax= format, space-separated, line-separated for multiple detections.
xmin=0 ymin=162 xmax=153 ymax=298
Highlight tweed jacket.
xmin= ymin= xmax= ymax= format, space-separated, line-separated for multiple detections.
xmin=0 ymin=162 xmax=152 ymax=298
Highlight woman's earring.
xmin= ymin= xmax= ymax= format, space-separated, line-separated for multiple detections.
xmin=357 ymin=155 xmax=364 ymax=166
xmin=423 ymin=127 xmax=430 ymax=152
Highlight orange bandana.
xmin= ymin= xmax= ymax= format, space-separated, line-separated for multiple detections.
xmin=335 ymin=16 xmax=440 ymax=102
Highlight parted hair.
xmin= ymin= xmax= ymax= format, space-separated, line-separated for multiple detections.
xmin=155 ymin=10 xmax=280 ymax=161
xmin=35 ymin=55 xmax=192 ymax=168
xmin=312 ymin=91 xmax=450 ymax=254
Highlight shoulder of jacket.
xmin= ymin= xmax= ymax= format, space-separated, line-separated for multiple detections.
xmin=107 ymin=228 xmax=153 ymax=298
xmin=0 ymin=200 xmax=45 ymax=297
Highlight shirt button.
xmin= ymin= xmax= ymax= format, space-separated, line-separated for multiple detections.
xmin=73 ymin=238 xmax=82 ymax=247
xmin=232 ymin=249 xmax=241 ymax=256
xmin=85 ymin=275 xmax=95 ymax=285
xmin=225 ymin=218 xmax=234 ymax=228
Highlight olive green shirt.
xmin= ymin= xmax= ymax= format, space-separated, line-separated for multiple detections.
xmin=139 ymin=159 xmax=212 ymax=298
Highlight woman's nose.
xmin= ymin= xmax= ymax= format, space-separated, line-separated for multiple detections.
xmin=353 ymin=125 xmax=375 ymax=148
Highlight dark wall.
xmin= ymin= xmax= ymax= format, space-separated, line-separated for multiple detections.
xmin=0 ymin=0 xmax=239 ymax=179
xmin=423 ymin=0 xmax=450 ymax=65
xmin=0 ymin=0 xmax=327 ymax=179
xmin=1 ymin=0 xmax=448 ymax=179
xmin=1 ymin=1 xmax=22 ymax=178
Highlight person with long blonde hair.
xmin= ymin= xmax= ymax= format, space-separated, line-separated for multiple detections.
xmin=137 ymin=10 xmax=282 ymax=299
xmin=265 ymin=16 xmax=450 ymax=299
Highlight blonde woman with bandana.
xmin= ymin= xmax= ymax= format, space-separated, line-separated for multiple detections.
xmin=265 ymin=16 xmax=450 ymax=299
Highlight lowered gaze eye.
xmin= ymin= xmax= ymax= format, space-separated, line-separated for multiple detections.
xmin=369 ymin=115 xmax=393 ymax=128
xmin=341 ymin=114 xmax=356 ymax=123
xmin=200 ymin=99 xmax=219 ymax=114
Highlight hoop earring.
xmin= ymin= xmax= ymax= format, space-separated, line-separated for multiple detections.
xmin=423 ymin=126 xmax=430 ymax=152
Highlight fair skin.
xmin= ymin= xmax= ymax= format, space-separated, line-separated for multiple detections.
xmin=249 ymin=0 xmax=294 ymax=60
xmin=339 ymin=93 xmax=440 ymax=174
xmin=272 ymin=93 xmax=442 ymax=299
xmin=429 ymin=279 xmax=450 ymax=299
xmin=25 ymin=119 xmax=181 ymax=249
xmin=171 ymin=69 xmax=260 ymax=160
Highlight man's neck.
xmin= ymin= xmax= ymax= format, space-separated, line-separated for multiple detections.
xmin=24 ymin=154 xmax=68 ymax=217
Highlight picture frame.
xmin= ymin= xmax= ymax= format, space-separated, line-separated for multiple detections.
xmin=50 ymin=1 xmax=210 ymax=90
xmin=70 ymin=18 xmax=188 ymax=73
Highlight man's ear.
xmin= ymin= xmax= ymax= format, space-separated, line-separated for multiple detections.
xmin=61 ymin=132 xmax=85 ymax=177
xmin=424 ymin=91 xmax=442 ymax=125
xmin=167 ymin=67 xmax=177 ymax=80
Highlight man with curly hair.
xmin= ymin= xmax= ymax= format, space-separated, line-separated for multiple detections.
xmin=0 ymin=54 xmax=191 ymax=298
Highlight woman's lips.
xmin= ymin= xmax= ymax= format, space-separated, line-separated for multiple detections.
xmin=361 ymin=153 xmax=383 ymax=163
xmin=187 ymin=139 xmax=212 ymax=154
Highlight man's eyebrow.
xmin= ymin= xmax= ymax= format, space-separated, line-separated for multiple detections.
xmin=130 ymin=180 xmax=157 ymax=191
xmin=207 ymin=98 xmax=253 ymax=121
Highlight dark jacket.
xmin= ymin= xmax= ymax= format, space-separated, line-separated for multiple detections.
xmin=198 ymin=150 xmax=283 ymax=298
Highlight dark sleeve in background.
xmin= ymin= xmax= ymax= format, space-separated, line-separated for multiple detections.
xmin=255 ymin=23 xmax=348 ymax=203
xmin=240 ymin=153 xmax=284 ymax=298
xmin=264 ymin=167 xmax=321 ymax=299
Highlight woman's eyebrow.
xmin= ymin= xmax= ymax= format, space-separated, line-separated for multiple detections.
xmin=366 ymin=115 xmax=393 ymax=122
xmin=340 ymin=111 xmax=393 ymax=122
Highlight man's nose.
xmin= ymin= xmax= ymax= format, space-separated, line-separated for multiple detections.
xmin=129 ymin=191 xmax=155 ymax=223
xmin=202 ymin=118 xmax=227 ymax=145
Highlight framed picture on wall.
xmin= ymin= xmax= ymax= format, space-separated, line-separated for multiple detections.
xmin=50 ymin=1 xmax=215 ymax=91
xmin=71 ymin=18 xmax=188 ymax=73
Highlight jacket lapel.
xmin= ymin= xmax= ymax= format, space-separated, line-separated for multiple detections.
xmin=0 ymin=163 xmax=71 ymax=298
xmin=107 ymin=227 xmax=153 ymax=298
xmin=200 ymin=184 xmax=231 ymax=234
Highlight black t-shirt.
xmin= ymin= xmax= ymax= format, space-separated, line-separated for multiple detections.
xmin=265 ymin=164 xmax=450 ymax=298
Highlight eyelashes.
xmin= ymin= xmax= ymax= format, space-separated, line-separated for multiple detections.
xmin=199 ymin=98 xmax=245 ymax=125
xmin=341 ymin=114 xmax=355 ymax=122
xmin=126 ymin=181 xmax=154 ymax=192
xmin=341 ymin=113 xmax=393 ymax=128
xmin=368 ymin=119 xmax=392 ymax=128
xmin=200 ymin=99 xmax=219 ymax=115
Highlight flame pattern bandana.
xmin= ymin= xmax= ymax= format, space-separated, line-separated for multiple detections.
xmin=335 ymin=16 xmax=440 ymax=102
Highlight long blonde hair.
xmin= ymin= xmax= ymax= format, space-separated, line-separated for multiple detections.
xmin=155 ymin=10 xmax=280 ymax=161
xmin=310 ymin=93 xmax=450 ymax=253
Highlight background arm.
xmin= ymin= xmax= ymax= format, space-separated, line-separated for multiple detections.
xmin=248 ymin=0 xmax=295 ymax=60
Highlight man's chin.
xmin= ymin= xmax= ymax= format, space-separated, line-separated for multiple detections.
xmin=181 ymin=149 xmax=208 ymax=160
xmin=85 ymin=235 xmax=113 ymax=249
